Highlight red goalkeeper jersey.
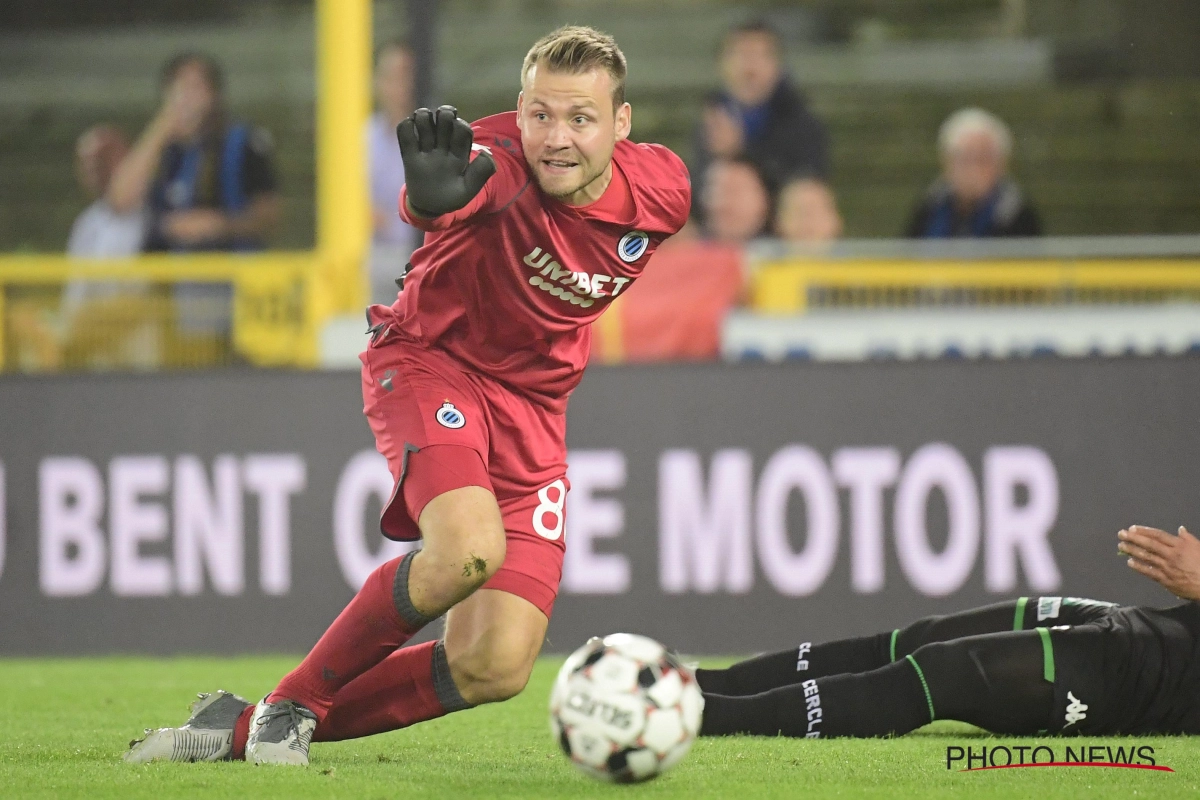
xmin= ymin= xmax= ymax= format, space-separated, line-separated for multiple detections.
xmin=377 ymin=111 xmax=690 ymax=412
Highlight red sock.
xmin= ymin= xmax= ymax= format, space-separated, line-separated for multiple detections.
xmin=267 ymin=553 xmax=433 ymax=721
xmin=230 ymin=641 xmax=469 ymax=757
xmin=230 ymin=705 xmax=255 ymax=760
xmin=314 ymin=640 xmax=467 ymax=741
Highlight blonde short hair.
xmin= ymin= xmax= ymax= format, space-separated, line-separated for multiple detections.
xmin=521 ymin=25 xmax=627 ymax=109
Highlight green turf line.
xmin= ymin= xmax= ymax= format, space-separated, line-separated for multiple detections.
xmin=905 ymin=654 xmax=936 ymax=722
xmin=1013 ymin=596 xmax=1028 ymax=630
xmin=0 ymin=656 xmax=1190 ymax=799
xmin=889 ymin=629 xmax=899 ymax=662
xmin=1037 ymin=626 xmax=1056 ymax=682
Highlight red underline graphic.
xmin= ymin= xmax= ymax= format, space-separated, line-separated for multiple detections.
xmin=963 ymin=762 xmax=1174 ymax=773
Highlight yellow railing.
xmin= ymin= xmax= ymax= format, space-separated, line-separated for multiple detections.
xmin=752 ymin=258 xmax=1200 ymax=313
xmin=0 ymin=0 xmax=372 ymax=373
xmin=0 ymin=254 xmax=320 ymax=370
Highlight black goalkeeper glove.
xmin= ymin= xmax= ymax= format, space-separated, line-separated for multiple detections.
xmin=397 ymin=105 xmax=496 ymax=217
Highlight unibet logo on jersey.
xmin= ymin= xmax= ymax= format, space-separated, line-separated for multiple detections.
xmin=523 ymin=246 xmax=632 ymax=309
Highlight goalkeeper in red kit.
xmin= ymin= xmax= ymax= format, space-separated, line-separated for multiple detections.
xmin=125 ymin=25 xmax=690 ymax=765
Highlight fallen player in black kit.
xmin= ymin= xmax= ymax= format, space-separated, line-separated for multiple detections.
xmin=697 ymin=525 xmax=1200 ymax=738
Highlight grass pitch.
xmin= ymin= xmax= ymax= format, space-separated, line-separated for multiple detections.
xmin=0 ymin=657 xmax=1196 ymax=799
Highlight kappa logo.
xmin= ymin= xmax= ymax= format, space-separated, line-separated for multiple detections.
xmin=1065 ymin=691 xmax=1088 ymax=726
xmin=436 ymin=402 xmax=466 ymax=429
xmin=617 ymin=230 xmax=650 ymax=263
xmin=379 ymin=369 xmax=396 ymax=392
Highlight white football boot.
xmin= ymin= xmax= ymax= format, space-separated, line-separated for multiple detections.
xmin=124 ymin=690 xmax=251 ymax=763
xmin=245 ymin=699 xmax=318 ymax=766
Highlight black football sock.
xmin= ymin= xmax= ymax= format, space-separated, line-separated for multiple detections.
xmin=700 ymin=657 xmax=930 ymax=738
xmin=695 ymin=631 xmax=893 ymax=696
xmin=893 ymin=600 xmax=1025 ymax=659
xmin=696 ymin=600 xmax=1031 ymax=697
xmin=700 ymin=628 xmax=1054 ymax=738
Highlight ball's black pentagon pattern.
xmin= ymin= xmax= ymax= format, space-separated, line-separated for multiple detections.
xmin=607 ymin=748 xmax=629 ymax=774
xmin=580 ymin=645 xmax=607 ymax=671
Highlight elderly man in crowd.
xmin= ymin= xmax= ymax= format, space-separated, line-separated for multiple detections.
xmin=907 ymin=107 xmax=1042 ymax=239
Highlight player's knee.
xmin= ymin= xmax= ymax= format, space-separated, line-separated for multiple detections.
xmin=419 ymin=487 xmax=507 ymax=588
xmin=909 ymin=640 xmax=988 ymax=716
xmin=454 ymin=535 xmax=506 ymax=590
xmin=910 ymin=641 xmax=977 ymax=685
xmin=451 ymin=649 xmax=535 ymax=705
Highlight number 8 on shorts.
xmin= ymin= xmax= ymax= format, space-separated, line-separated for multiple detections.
xmin=532 ymin=479 xmax=567 ymax=540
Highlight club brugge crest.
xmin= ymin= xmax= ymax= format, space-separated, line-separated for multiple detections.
xmin=617 ymin=230 xmax=650 ymax=263
xmin=436 ymin=402 xmax=466 ymax=429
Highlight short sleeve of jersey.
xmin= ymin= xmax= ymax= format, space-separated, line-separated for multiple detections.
xmin=399 ymin=128 xmax=529 ymax=231
xmin=241 ymin=127 xmax=278 ymax=197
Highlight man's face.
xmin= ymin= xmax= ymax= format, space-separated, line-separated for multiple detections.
xmin=75 ymin=128 xmax=127 ymax=199
xmin=517 ymin=64 xmax=631 ymax=203
xmin=943 ymin=130 xmax=1006 ymax=204
xmin=720 ymin=32 xmax=781 ymax=107
xmin=75 ymin=134 xmax=106 ymax=198
xmin=166 ymin=61 xmax=217 ymax=139
xmin=375 ymin=48 xmax=414 ymax=121
xmin=703 ymin=161 xmax=769 ymax=243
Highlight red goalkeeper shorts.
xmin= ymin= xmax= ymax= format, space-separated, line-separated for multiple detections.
xmin=359 ymin=322 xmax=568 ymax=618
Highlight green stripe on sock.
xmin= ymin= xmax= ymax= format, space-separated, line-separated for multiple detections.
xmin=890 ymin=629 xmax=899 ymax=662
xmin=1013 ymin=597 xmax=1028 ymax=631
xmin=905 ymin=655 xmax=936 ymax=722
xmin=1037 ymin=627 xmax=1055 ymax=682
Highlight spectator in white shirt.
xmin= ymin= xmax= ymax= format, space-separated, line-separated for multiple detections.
xmin=67 ymin=125 xmax=145 ymax=257
xmin=60 ymin=125 xmax=159 ymax=369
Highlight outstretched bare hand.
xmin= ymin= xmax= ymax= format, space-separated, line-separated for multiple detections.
xmin=1118 ymin=525 xmax=1200 ymax=601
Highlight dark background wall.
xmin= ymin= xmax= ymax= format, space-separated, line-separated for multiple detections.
xmin=1 ymin=356 xmax=1196 ymax=655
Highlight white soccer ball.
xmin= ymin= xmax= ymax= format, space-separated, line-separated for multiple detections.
xmin=549 ymin=633 xmax=704 ymax=783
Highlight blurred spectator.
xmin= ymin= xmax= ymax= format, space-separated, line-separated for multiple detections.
xmin=367 ymin=39 xmax=419 ymax=305
xmin=104 ymin=52 xmax=281 ymax=352
xmin=60 ymin=125 xmax=160 ymax=370
xmin=107 ymin=52 xmax=281 ymax=252
xmin=591 ymin=157 xmax=766 ymax=363
xmin=907 ymin=108 xmax=1043 ymax=239
xmin=702 ymin=158 xmax=773 ymax=244
xmin=775 ymin=177 xmax=842 ymax=244
xmin=67 ymin=125 xmax=146 ymax=257
xmin=693 ymin=20 xmax=830 ymax=217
